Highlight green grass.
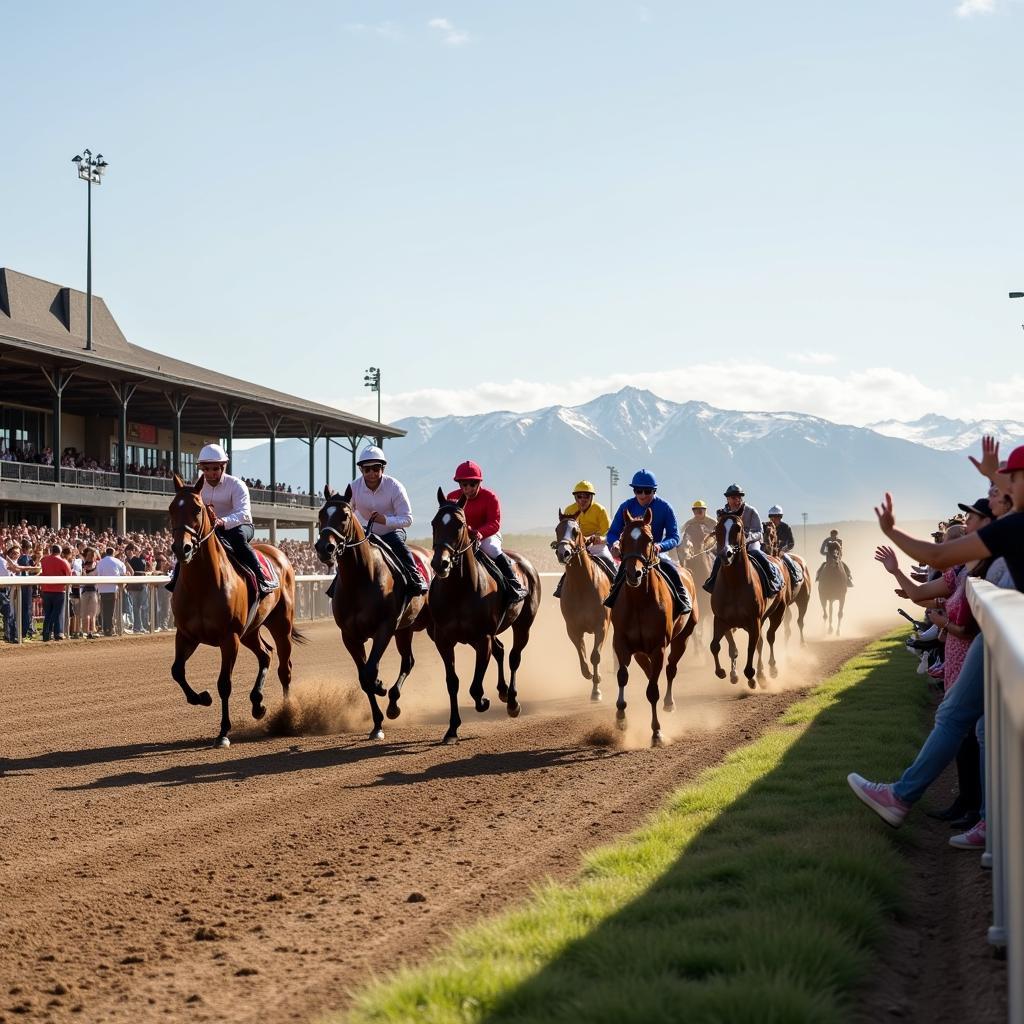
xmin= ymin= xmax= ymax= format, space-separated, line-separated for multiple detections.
xmin=334 ymin=633 xmax=927 ymax=1024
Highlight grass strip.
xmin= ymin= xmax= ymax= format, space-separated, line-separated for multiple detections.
xmin=336 ymin=632 xmax=928 ymax=1024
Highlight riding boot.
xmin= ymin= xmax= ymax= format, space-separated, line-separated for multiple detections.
xmin=165 ymin=563 xmax=179 ymax=593
xmin=553 ymin=574 xmax=565 ymax=598
xmin=603 ymin=571 xmax=625 ymax=609
xmin=702 ymin=555 xmax=721 ymax=595
xmin=398 ymin=549 xmax=429 ymax=595
xmin=843 ymin=562 xmax=854 ymax=587
xmin=495 ymin=553 xmax=528 ymax=602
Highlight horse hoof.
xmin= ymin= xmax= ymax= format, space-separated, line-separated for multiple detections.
xmin=747 ymin=678 xmax=757 ymax=690
xmin=199 ymin=691 xmax=213 ymax=707
xmin=651 ymin=732 xmax=665 ymax=748
xmin=663 ymin=700 xmax=675 ymax=713
xmin=475 ymin=697 xmax=491 ymax=714
xmin=496 ymin=687 xmax=508 ymax=704
xmin=385 ymin=703 xmax=401 ymax=720
xmin=507 ymin=701 xmax=521 ymax=718
xmin=251 ymin=703 xmax=266 ymax=721
xmin=769 ymin=665 xmax=778 ymax=679
xmin=368 ymin=727 xmax=385 ymax=741
xmin=730 ymin=673 xmax=738 ymax=684
xmin=441 ymin=732 xmax=459 ymax=745
xmin=616 ymin=718 xmax=627 ymax=731
xmin=715 ymin=668 xmax=727 ymax=679
xmin=213 ymin=735 xmax=230 ymax=749
xmin=591 ymin=689 xmax=602 ymax=703
xmin=374 ymin=682 xmax=386 ymax=697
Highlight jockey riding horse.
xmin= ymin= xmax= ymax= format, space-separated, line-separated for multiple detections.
xmin=702 ymin=484 xmax=784 ymax=596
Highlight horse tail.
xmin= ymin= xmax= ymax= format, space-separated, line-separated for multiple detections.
xmin=291 ymin=624 xmax=309 ymax=645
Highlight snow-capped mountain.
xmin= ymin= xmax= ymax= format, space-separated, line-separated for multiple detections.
xmin=868 ymin=414 xmax=1024 ymax=452
xmin=234 ymin=387 xmax=990 ymax=530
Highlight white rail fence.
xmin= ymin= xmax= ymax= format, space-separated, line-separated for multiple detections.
xmin=0 ymin=575 xmax=336 ymax=642
xmin=966 ymin=578 xmax=1022 ymax=1020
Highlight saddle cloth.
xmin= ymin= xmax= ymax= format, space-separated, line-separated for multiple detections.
xmin=604 ymin=563 xmax=692 ymax=618
xmin=781 ymin=554 xmax=803 ymax=589
xmin=217 ymin=537 xmax=280 ymax=597
xmin=366 ymin=535 xmax=432 ymax=588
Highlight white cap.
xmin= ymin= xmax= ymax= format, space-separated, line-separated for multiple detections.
xmin=768 ymin=504 xmax=784 ymax=516
xmin=199 ymin=443 xmax=229 ymax=464
xmin=356 ymin=444 xmax=387 ymax=466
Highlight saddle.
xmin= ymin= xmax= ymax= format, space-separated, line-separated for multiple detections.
xmin=603 ymin=563 xmax=692 ymax=618
xmin=215 ymin=535 xmax=280 ymax=632
xmin=325 ymin=536 xmax=430 ymax=603
xmin=474 ymin=547 xmax=510 ymax=599
xmin=780 ymin=554 xmax=804 ymax=589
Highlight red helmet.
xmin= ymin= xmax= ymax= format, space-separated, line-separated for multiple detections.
xmin=453 ymin=460 xmax=483 ymax=482
xmin=1003 ymin=445 xmax=1024 ymax=474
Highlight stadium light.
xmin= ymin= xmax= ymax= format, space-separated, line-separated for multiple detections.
xmin=71 ymin=148 xmax=109 ymax=352
xmin=363 ymin=366 xmax=381 ymax=423
xmin=606 ymin=464 xmax=619 ymax=509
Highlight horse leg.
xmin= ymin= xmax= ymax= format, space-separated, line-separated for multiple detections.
xmin=613 ymin=640 xmax=630 ymax=731
xmin=784 ymin=605 xmax=792 ymax=644
xmin=386 ymin=628 xmax=415 ymax=720
xmin=837 ymin=595 xmax=845 ymax=636
xmin=710 ymin=618 xmax=727 ymax=680
xmin=361 ymin=628 xmax=393 ymax=740
xmin=213 ymin=635 xmax=241 ymax=747
xmin=240 ymin=628 xmax=272 ymax=720
xmin=765 ymin=605 xmax=784 ymax=679
xmin=570 ymin=626 xmax=592 ymax=681
xmin=727 ymin=629 xmax=739 ymax=684
xmin=743 ymin=626 xmax=758 ymax=687
xmin=341 ymin=633 xmax=382 ymax=739
xmin=171 ymin=632 xmax=211 ymax=707
xmin=645 ymin=648 xmax=666 ymax=747
xmin=505 ymin=619 xmax=531 ymax=718
xmin=590 ymin=624 xmax=605 ymax=702
xmin=439 ymin=640 xmax=462 ymax=744
xmin=491 ymin=635 xmax=508 ymax=703
xmin=469 ymin=637 xmax=493 ymax=714
xmin=264 ymin=602 xmax=294 ymax=698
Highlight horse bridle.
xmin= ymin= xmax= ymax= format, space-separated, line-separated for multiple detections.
xmin=554 ymin=519 xmax=584 ymax=566
xmin=620 ymin=531 xmax=658 ymax=586
xmin=432 ymin=504 xmax=475 ymax=565
xmin=318 ymin=499 xmax=371 ymax=553
xmin=174 ymin=501 xmax=217 ymax=562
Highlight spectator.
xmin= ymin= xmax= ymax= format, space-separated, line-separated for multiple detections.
xmin=15 ymin=542 xmax=40 ymax=640
xmin=96 ymin=546 xmax=127 ymax=637
xmin=0 ymin=544 xmax=18 ymax=642
xmin=39 ymin=543 xmax=72 ymax=641
xmin=64 ymin=544 xmax=83 ymax=639
xmin=79 ymin=547 xmax=100 ymax=639
xmin=125 ymin=542 xmax=150 ymax=634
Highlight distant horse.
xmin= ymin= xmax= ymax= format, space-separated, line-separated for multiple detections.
xmin=553 ymin=511 xmax=613 ymax=701
xmin=763 ymin=520 xmax=812 ymax=646
xmin=610 ymin=507 xmax=697 ymax=747
xmin=818 ymin=538 xmax=848 ymax=635
xmin=314 ymin=485 xmax=431 ymax=740
xmin=709 ymin=514 xmax=785 ymax=687
xmin=168 ymin=473 xmax=303 ymax=747
xmin=429 ymin=488 xmax=541 ymax=744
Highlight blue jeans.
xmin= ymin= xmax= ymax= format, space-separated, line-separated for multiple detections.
xmin=129 ymin=590 xmax=149 ymax=632
xmin=893 ymin=635 xmax=985 ymax=806
xmin=42 ymin=591 xmax=66 ymax=640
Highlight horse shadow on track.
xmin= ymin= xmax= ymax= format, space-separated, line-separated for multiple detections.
xmin=0 ymin=738 xmax=210 ymax=778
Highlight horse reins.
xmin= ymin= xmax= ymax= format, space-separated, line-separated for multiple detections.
xmin=433 ymin=505 xmax=475 ymax=566
xmin=319 ymin=499 xmax=372 ymax=554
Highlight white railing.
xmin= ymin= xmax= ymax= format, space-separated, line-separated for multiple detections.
xmin=966 ymin=578 xmax=1022 ymax=1017
xmin=0 ymin=574 xmax=335 ymax=642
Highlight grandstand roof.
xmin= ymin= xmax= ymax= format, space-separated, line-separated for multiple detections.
xmin=0 ymin=268 xmax=403 ymax=441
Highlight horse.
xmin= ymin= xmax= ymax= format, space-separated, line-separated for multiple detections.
xmin=610 ymin=507 xmax=698 ymax=747
xmin=818 ymin=538 xmax=848 ymax=635
xmin=429 ymin=488 xmax=541 ymax=744
xmin=708 ymin=513 xmax=785 ymax=687
xmin=314 ymin=485 xmax=431 ymax=740
xmin=168 ymin=473 xmax=303 ymax=748
xmin=552 ymin=511 xmax=613 ymax=701
xmin=763 ymin=520 xmax=812 ymax=646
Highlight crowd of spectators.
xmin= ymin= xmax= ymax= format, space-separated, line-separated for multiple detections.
xmin=848 ymin=434 xmax=1024 ymax=857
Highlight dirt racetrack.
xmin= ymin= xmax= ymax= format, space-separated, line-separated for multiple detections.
xmin=1 ymin=600 xmax=875 ymax=1024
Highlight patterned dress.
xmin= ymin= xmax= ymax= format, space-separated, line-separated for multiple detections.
xmin=941 ymin=566 xmax=974 ymax=692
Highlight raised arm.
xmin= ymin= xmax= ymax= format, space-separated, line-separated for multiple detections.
xmin=874 ymin=545 xmax=952 ymax=602
xmin=875 ymin=493 xmax=990 ymax=571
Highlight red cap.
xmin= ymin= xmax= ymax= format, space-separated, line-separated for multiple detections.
xmin=1003 ymin=445 xmax=1024 ymax=474
xmin=454 ymin=460 xmax=483 ymax=482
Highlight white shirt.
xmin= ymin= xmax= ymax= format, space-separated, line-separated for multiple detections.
xmin=96 ymin=555 xmax=127 ymax=594
xmin=0 ymin=558 xmax=11 ymax=577
xmin=201 ymin=472 xmax=253 ymax=529
xmin=348 ymin=474 xmax=413 ymax=535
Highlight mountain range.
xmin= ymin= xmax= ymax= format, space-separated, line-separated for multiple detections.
xmin=232 ymin=387 xmax=1014 ymax=531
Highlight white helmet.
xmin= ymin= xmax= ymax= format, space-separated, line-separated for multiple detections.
xmin=198 ymin=443 xmax=229 ymax=464
xmin=356 ymin=444 xmax=387 ymax=467
xmin=768 ymin=504 xmax=784 ymax=517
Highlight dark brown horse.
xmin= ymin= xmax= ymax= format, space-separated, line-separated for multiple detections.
xmin=168 ymin=473 xmax=302 ymax=747
xmin=819 ymin=538 xmax=848 ymax=634
xmin=709 ymin=514 xmax=785 ymax=687
xmin=314 ymin=485 xmax=431 ymax=740
xmin=763 ymin=520 xmax=812 ymax=646
xmin=610 ymin=508 xmax=697 ymax=747
xmin=429 ymin=488 xmax=540 ymax=744
xmin=553 ymin=511 xmax=613 ymax=702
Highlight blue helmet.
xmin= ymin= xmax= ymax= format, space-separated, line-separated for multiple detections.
xmin=630 ymin=469 xmax=658 ymax=490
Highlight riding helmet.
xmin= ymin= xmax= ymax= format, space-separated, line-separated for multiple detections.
xmin=357 ymin=444 xmax=387 ymax=467
xmin=630 ymin=469 xmax=658 ymax=490
xmin=572 ymin=480 xmax=596 ymax=495
xmin=724 ymin=483 xmax=745 ymax=498
xmin=454 ymin=460 xmax=484 ymax=482
xmin=768 ymin=504 xmax=784 ymax=516
xmin=198 ymin=443 xmax=229 ymax=464
xmin=691 ymin=499 xmax=707 ymax=509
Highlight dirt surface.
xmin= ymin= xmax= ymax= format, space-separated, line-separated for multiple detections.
xmin=1 ymin=605 xmax=871 ymax=1024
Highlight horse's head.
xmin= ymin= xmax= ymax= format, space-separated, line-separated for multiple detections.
xmin=168 ymin=472 xmax=211 ymax=565
xmin=315 ymin=484 xmax=357 ymax=564
xmin=619 ymin=508 xmax=656 ymax=587
xmin=716 ymin=513 xmax=745 ymax=566
xmin=430 ymin=486 xmax=469 ymax=578
xmin=553 ymin=510 xmax=582 ymax=566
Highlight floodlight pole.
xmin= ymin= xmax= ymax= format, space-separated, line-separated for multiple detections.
xmin=72 ymin=149 xmax=108 ymax=352
xmin=801 ymin=512 xmax=808 ymax=558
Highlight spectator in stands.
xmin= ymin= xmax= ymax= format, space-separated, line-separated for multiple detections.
xmin=0 ymin=544 xmax=17 ymax=642
xmin=80 ymin=547 xmax=100 ymax=639
xmin=96 ymin=546 xmax=127 ymax=637
xmin=125 ymin=542 xmax=150 ymax=634
xmin=15 ymin=542 xmax=40 ymax=640
xmin=39 ymin=543 xmax=71 ymax=641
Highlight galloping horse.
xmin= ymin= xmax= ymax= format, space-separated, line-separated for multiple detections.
xmin=709 ymin=514 xmax=785 ymax=687
xmin=818 ymin=538 xmax=848 ymax=635
xmin=168 ymin=473 xmax=302 ymax=747
xmin=553 ymin=511 xmax=613 ymax=701
xmin=314 ymin=485 xmax=431 ymax=740
xmin=429 ymin=488 xmax=541 ymax=744
xmin=610 ymin=508 xmax=697 ymax=747
xmin=763 ymin=520 xmax=812 ymax=645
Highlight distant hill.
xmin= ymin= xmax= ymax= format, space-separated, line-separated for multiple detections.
xmin=867 ymin=413 xmax=1024 ymax=452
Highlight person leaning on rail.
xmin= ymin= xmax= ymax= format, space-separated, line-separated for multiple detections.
xmin=847 ymin=436 xmax=1024 ymax=851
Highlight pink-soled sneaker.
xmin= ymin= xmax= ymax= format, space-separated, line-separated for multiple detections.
xmin=949 ymin=819 xmax=986 ymax=849
xmin=847 ymin=773 xmax=910 ymax=828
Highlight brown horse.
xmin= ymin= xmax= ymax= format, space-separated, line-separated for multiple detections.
xmin=553 ymin=511 xmax=612 ymax=701
xmin=709 ymin=513 xmax=786 ymax=687
xmin=314 ymin=485 xmax=431 ymax=740
xmin=168 ymin=473 xmax=302 ymax=747
xmin=818 ymin=538 xmax=848 ymax=634
xmin=429 ymin=488 xmax=540 ymax=744
xmin=763 ymin=520 xmax=812 ymax=646
xmin=610 ymin=508 xmax=697 ymax=747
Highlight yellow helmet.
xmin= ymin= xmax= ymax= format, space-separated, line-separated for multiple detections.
xmin=572 ymin=480 xmax=596 ymax=495
xmin=691 ymin=499 xmax=708 ymax=509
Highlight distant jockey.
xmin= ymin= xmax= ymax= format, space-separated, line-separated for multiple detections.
xmin=681 ymin=499 xmax=716 ymax=556
xmin=553 ymin=480 xmax=615 ymax=598
xmin=818 ymin=529 xmax=854 ymax=587
xmin=767 ymin=504 xmax=804 ymax=589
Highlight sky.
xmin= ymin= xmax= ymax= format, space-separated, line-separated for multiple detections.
xmin=3 ymin=0 xmax=1023 ymax=432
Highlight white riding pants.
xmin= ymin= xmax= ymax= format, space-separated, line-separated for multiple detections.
xmin=587 ymin=542 xmax=612 ymax=560
xmin=479 ymin=534 xmax=503 ymax=559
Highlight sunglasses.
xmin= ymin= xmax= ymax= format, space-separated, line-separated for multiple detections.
xmin=459 ymin=481 xmax=480 ymax=488
xmin=360 ymin=464 xmax=384 ymax=473
xmin=572 ymin=493 xmax=591 ymax=499
xmin=633 ymin=488 xmax=655 ymax=496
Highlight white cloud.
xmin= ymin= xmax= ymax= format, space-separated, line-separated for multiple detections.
xmin=787 ymin=351 xmax=838 ymax=366
xmin=343 ymin=20 xmax=400 ymax=39
xmin=428 ymin=16 xmax=470 ymax=45
xmin=955 ymin=0 xmax=996 ymax=17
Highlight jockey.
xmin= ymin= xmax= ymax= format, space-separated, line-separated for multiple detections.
xmin=702 ymin=484 xmax=783 ymax=595
xmin=349 ymin=445 xmax=428 ymax=595
xmin=767 ymin=504 xmax=804 ymax=588
xmin=553 ymin=480 xmax=615 ymax=597
xmin=167 ymin=443 xmax=277 ymax=596
xmin=604 ymin=469 xmax=690 ymax=609
xmin=446 ymin=461 xmax=528 ymax=603
xmin=681 ymin=499 xmax=716 ymax=557
xmin=818 ymin=529 xmax=854 ymax=586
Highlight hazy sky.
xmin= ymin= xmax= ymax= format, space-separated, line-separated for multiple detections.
xmin=3 ymin=1 xmax=1022 ymax=429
